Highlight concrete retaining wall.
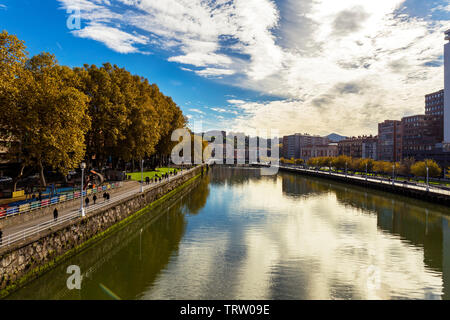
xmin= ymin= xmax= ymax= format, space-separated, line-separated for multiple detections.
xmin=0 ymin=166 xmax=203 ymax=296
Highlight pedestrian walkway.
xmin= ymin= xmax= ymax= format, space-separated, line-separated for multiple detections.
xmin=279 ymin=165 xmax=450 ymax=197
xmin=0 ymin=168 xmax=196 ymax=249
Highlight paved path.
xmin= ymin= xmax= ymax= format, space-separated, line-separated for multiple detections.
xmin=279 ymin=165 xmax=450 ymax=197
xmin=0 ymin=168 xmax=196 ymax=248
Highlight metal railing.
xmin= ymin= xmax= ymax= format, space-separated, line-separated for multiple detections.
xmin=0 ymin=182 xmax=123 ymax=220
xmin=279 ymin=165 xmax=450 ymax=196
xmin=0 ymin=167 xmax=197 ymax=249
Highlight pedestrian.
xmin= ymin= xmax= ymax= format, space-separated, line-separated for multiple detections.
xmin=38 ymin=191 xmax=42 ymax=201
xmin=106 ymin=192 xmax=110 ymax=202
xmin=53 ymin=207 xmax=58 ymax=222
xmin=103 ymin=192 xmax=107 ymax=202
xmin=146 ymin=176 xmax=150 ymax=185
xmin=0 ymin=228 xmax=2 ymax=246
xmin=85 ymin=196 xmax=90 ymax=207
xmin=93 ymin=194 xmax=97 ymax=205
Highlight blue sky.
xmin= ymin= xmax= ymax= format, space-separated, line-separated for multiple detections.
xmin=0 ymin=0 xmax=449 ymax=137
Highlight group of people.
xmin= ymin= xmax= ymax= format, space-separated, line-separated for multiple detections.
xmin=144 ymin=170 xmax=179 ymax=185
xmin=85 ymin=192 xmax=110 ymax=208
xmin=50 ymin=192 xmax=112 ymax=223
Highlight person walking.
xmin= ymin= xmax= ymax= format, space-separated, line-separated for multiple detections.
xmin=103 ymin=192 xmax=107 ymax=203
xmin=106 ymin=192 xmax=110 ymax=202
xmin=38 ymin=191 xmax=42 ymax=201
xmin=53 ymin=207 xmax=58 ymax=222
xmin=93 ymin=194 xmax=97 ymax=205
xmin=85 ymin=196 xmax=90 ymax=208
xmin=146 ymin=176 xmax=150 ymax=185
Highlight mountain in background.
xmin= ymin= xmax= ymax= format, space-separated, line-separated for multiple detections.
xmin=327 ymin=133 xmax=347 ymax=142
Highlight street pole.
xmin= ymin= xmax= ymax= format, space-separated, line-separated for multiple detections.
xmin=345 ymin=162 xmax=347 ymax=178
xmin=141 ymin=158 xmax=144 ymax=193
xmin=365 ymin=163 xmax=368 ymax=181
xmin=426 ymin=165 xmax=429 ymax=192
xmin=80 ymin=162 xmax=86 ymax=217
xmin=392 ymin=164 xmax=395 ymax=186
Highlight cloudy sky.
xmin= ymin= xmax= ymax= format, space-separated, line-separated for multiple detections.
xmin=1 ymin=0 xmax=449 ymax=136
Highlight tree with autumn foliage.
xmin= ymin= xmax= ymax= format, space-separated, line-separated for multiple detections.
xmin=0 ymin=31 xmax=91 ymax=189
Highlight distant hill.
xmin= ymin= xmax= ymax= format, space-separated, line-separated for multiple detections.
xmin=327 ymin=133 xmax=347 ymax=142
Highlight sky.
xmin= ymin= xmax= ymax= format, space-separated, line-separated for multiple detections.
xmin=0 ymin=0 xmax=449 ymax=137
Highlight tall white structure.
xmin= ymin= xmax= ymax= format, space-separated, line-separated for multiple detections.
xmin=444 ymin=29 xmax=450 ymax=145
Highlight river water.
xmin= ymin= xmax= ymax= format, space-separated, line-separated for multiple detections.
xmin=8 ymin=167 xmax=450 ymax=300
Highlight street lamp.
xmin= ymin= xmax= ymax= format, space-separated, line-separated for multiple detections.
xmin=426 ymin=164 xmax=429 ymax=192
xmin=365 ymin=162 xmax=368 ymax=181
xmin=80 ymin=162 xmax=86 ymax=217
xmin=392 ymin=164 xmax=395 ymax=186
xmin=345 ymin=162 xmax=347 ymax=178
xmin=140 ymin=158 xmax=144 ymax=193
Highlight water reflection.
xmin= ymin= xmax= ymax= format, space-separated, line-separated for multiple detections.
xmin=8 ymin=176 xmax=209 ymax=300
xmin=8 ymin=167 xmax=450 ymax=300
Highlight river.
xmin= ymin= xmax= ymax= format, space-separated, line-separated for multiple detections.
xmin=8 ymin=166 xmax=450 ymax=300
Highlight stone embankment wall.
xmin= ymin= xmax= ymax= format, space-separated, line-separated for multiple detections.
xmin=0 ymin=166 xmax=204 ymax=296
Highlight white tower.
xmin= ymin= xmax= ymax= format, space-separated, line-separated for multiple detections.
xmin=444 ymin=29 xmax=450 ymax=145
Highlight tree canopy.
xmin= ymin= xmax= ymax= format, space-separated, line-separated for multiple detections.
xmin=0 ymin=31 xmax=188 ymax=189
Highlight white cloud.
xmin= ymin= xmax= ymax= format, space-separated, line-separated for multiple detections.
xmin=72 ymin=24 xmax=148 ymax=53
xmin=189 ymin=108 xmax=205 ymax=114
xmin=58 ymin=0 xmax=449 ymax=135
xmin=227 ymin=99 xmax=245 ymax=105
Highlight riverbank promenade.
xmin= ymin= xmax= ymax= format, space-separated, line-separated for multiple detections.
xmin=279 ymin=165 xmax=450 ymax=204
xmin=0 ymin=168 xmax=197 ymax=249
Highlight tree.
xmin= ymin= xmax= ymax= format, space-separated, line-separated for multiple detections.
xmin=0 ymin=31 xmax=29 ymax=190
xmin=1 ymin=52 xmax=91 ymax=188
xmin=358 ymin=158 xmax=374 ymax=172
xmin=295 ymin=158 xmax=304 ymax=165
xmin=399 ymin=157 xmax=415 ymax=176
xmin=332 ymin=155 xmax=351 ymax=171
xmin=411 ymin=159 xmax=442 ymax=178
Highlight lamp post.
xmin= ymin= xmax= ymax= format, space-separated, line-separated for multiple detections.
xmin=345 ymin=162 xmax=347 ymax=178
xmin=426 ymin=164 xmax=429 ymax=192
xmin=140 ymin=158 xmax=144 ymax=193
xmin=392 ymin=164 xmax=395 ymax=186
xmin=80 ymin=162 xmax=86 ymax=217
xmin=365 ymin=162 xmax=368 ymax=181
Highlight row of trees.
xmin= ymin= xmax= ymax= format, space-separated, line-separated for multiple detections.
xmin=0 ymin=31 xmax=187 ymax=190
xmin=281 ymin=156 xmax=446 ymax=178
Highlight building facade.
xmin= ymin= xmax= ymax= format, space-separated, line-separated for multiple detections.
xmin=445 ymin=29 xmax=450 ymax=145
xmin=425 ymin=89 xmax=444 ymax=116
xmin=282 ymin=134 xmax=329 ymax=159
xmin=378 ymin=120 xmax=403 ymax=162
xmin=401 ymin=114 xmax=444 ymax=159
xmin=338 ymin=136 xmax=378 ymax=160
xmin=301 ymin=143 xmax=338 ymax=161
xmin=361 ymin=136 xmax=378 ymax=160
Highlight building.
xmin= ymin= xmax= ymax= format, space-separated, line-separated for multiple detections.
xmin=301 ymin=143 xmax=338 ymax=161
xmin=401 ymin=114 xmax=444 ymax=159
xmin=425 ymin=89 xmax=444 ymax=116
xmin=338 ymin=137 xmax=362 ymax=158
xmin=445 ymin=29 xmax=450 ymax=145
xmin=361 ymin=136 xmax=378 ymax=160
xmin=378 ymin=120 xmax=403 ymax=162
xmin=282 ymin=134 xmax=329 ymax=159
xmin=338 ymin=136 xmax=378 ymax=160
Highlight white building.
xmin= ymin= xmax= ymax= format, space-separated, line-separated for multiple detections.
xmin=444 ymin=29 xmax=450 ymax=146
